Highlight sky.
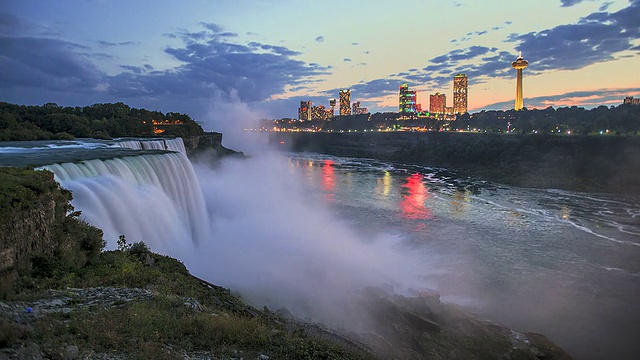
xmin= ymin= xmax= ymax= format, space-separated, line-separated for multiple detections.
xmin=1 ymin=0 xmax=639 ymax=131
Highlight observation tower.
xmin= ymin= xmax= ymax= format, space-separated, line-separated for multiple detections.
xmin=511 ymin=52 xmax=528 ymax=111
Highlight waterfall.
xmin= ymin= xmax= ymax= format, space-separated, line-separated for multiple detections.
xmin=115 ymin=137 xmax=187 ymax=155
xmin=39 ymin=151 xmax=208 ymax=250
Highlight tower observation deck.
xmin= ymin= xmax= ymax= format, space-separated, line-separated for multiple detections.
xmin=511 ymin=52 xmax=528 ymax=111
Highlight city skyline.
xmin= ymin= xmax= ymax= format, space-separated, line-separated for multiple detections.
xmin=0 ymin=0 xmax=638 ymax=133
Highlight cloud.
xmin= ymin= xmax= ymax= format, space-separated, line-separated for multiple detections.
xmin=326 ymin=78 xmax=398 ymax=99
xmin=455 ymin=21 xmax=511 ymax=43
xmin=97 ymin=40 xmax=135 ymax=47
xmin=466 ymin=30 xmax=487 ymax=36
xmin=315 ymin=35 xmax=324 ymax=42
xmin=343 ymin=58 xmax=352 ymax=62
xmin=0 ymin=12 xmax=28 ymax=35
xmin=317 ymin=44 xmax=513 ymax=107
xmin=560 ymin=0 xmax=584 ymax=6
xmin=0 ymin=36 xmax=104 ymax=91
xmin=82 ymin=52 xmax=114 ymax=60
xmin=414 ymin=46 xmax=513 ymax=88
xmin=0 ymin=18 xmax=330 ymax=117
xmin=599 ymin=2 xmax=614 ymax=11
xmin=508 ymin=0 xmax=640 ymax=71
xmin=127 ymin=25 xmax=328 ymax=103
xmin=429 ymin=46 xmax=497 ymax=66
xmin=0 ymin=12 xmax=58 ymax=37
xmin=247 ymin=41 xmax=302 ymax=56
xmin=119 ymin=65 xmax=146 ymax=74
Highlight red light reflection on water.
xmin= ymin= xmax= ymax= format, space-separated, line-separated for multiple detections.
xmin=322 ymin=160 xmax=335 ymax=199
xmin=400 ymin=173 xmax=432 ymax=224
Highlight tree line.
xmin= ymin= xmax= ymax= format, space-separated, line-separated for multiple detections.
xmin=454 ymin=104 xmax=640 ymax=135
xmin=0 ymin=102 xmax=205 ymax=141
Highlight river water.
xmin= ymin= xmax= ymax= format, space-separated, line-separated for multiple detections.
xmin=284 ymin=151 xmax=640 ymax=360
xmin=2 ymin=139 xmax=638 ymax=359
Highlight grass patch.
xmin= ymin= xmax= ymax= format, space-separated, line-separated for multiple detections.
xmin=10 ymin=245 xmax=371 ymax=360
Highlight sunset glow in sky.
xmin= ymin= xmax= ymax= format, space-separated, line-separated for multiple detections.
xmin=1 ymin=0 xmax=639 ymax=128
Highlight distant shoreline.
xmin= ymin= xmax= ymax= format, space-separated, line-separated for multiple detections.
xmin=268 ymin=132 xmax=640 ymax=195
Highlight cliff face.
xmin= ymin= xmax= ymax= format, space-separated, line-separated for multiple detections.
xmin=0 ymin=168 xmax=103 ymax=297
xmin=0 ymin=200 xmax=56 ymax=285
xmin=0 ymin=170 xmax=63 ymax=283
xmin=182 ymin=132 xmax=243 ymax=159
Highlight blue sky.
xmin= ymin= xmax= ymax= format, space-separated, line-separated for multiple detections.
xmin=0 ymin=0 xmax=639 ymax=131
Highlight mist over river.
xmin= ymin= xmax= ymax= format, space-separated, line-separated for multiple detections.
xmin=282 ymin=151 xmax=640 ymax=360
xmin=3 ymin=138 xmax=638 ymax=359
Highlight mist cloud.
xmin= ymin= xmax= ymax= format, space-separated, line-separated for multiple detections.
xmin=180 ymin=153 xmax=425 ymax=328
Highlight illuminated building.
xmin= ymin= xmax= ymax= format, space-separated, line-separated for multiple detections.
xmin=339 ymin=89 xmax=351 ymax=116
xmin=311 ymin=105 xmax=332 ymax=120
xmin=453 ymin=74 xmax=468 ymax=114
xmin=352 ymin=101 xmax=369 ymax=115
xmin=623 ymin=97 xmax=640 ymax=105
xmin=511 ymin=52 xmax=528 ymax=111
xmin=352 ymin=101 xmax=360 ymax=115
xmin=329 ymin=98 xmax=337 ymax=116
xmin=429 ymin=92 xmax=446 ymax=116
xmin=399 ymin=83 xmax=417 ymax=115
xmin=298 ymin=100 xmax=311 ymax=121
xmin=445 ymin=107 xmax=455 ymax=121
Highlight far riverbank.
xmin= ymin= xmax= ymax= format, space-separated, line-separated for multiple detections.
xmin=268 ymin=131 xmax=640 ymax=194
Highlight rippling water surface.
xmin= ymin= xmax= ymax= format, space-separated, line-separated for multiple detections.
xmin=287 ymin=152 xmax=640 ymax=360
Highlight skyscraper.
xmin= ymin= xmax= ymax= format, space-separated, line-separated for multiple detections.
xmin=298 ymin=100 xmax=311 ymax=121
xmin=399 ymin=83 xmax=417 ymax=115
xmin=453 ymin=74 xmax=468 ymax=114
xmin=339 ymin=89 xmax=351 ymax=116
xmin=430 ymin=92 xmax=446 ymax=116
xmin=311 ymin=105 xmax=331 ymax=120
xmin=511 ymin=52 xmax=528 ymax=111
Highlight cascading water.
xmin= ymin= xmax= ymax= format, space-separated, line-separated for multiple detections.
xmin=39 ymin=150 xmax=209 ymax=251
xmin=115 ymin=137 xmax=187 ymax=155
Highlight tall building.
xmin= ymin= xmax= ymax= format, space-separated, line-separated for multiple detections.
xmin=311 ymin=105 xmax=331 ymax=120
xmin=511 ymin=52 xmax=528 ymax=111
xmin=623 ymin=96 xmax=640 ymax=105
xmin=399 ymin=83 xmax=417 ymax=115
xmin=430 ymin=92 xmax=446 ymax=116
xmin=298 ymin=100 xmax=311 ymax=121
xmin=453 ymin=74 xmax=468 ymax=114
xmin=339 ymin=89 xmax=351 ymax=116
xmin=329 ymin=98 xmax=337 ymax=116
